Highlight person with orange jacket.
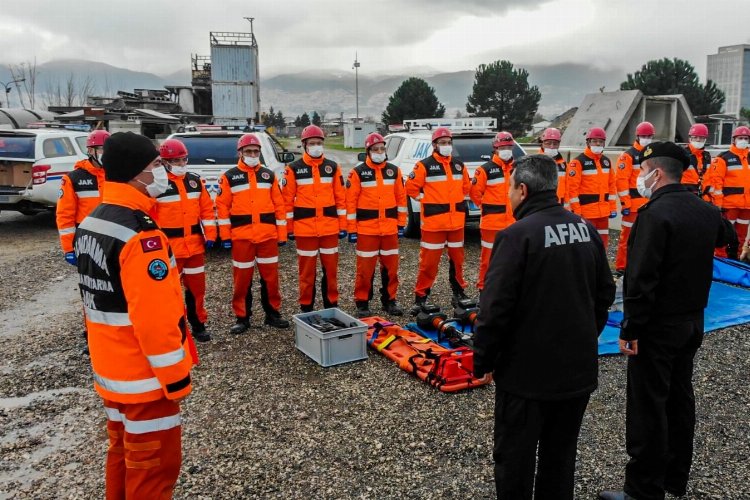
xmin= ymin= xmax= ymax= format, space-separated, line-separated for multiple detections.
xmin=346 ymin=132 xmax=407 ymax=317
xmin=74 ymin=132 xmax=193 ymax=499
xmin=56 ymin=129 xmax=110 ymax=263
xmin=567 ymin=127 xmax=617 ymax=248
xmin=539 ymin=127 xmax=568 ymax=208
xmin=710 ymin=125 xmax=750 ymax=255
xmin=682 ymin=123 xmax=712 ymax=200
xmin=154 ymin=139 xmax=216 ymax=342
xmin=283 ymin=125 xmax=347 ymax=312
xmin=216 ymin=133 xmax=289 ymax=333
xmin=469 ymin=131 xmax=516 ymax=292
xmin=405 ymin=126 xmax=471 ymax=313
xmin=614 ymin=121 xmax=655 ymax=273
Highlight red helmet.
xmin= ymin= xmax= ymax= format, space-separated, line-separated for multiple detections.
xmin=365 ymin=132 xmax=385 ymax=150
xmin=636 ymin=121 xmax=655 ymax=137
xmin=732 ymin=125 xmax=750 ymax=138
xmin=300 ymin=125 xmax=325 ymax=142
xmin=541 ymin=128 xmax=561 ymax=142
xmin=86 ymin=130 xmax=110 ymax=148
xmin=586 ymin=127 xmax=607 ymax=140
xmin=237 ymin=133 xmax=262 ymax=150
xmin=159 ymin=139 xmax=188 ymax=159
xmin=431 ymin=127 xmax=452 ymax=142
xmin=493 ymin=131 xmax=514 ymax=148
xmin=688 ymin=123 xmax=709 ymax=138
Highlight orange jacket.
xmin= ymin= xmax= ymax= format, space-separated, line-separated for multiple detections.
xmin=153 ymin=171 xmax=217 ymax=259
xmin=283 ymin=153 xmax=346 ymax=237
xmin=469 ymin=155 xmax=515 ymax=230
xmin=710 ymin=145 xmax=750 ymax=209
xmin=346 ymin=158 xmax=407 ymax=235
xmin=682 ymin=144 xmax=712 ymax=198
xmin=56 ymin=158 xmax=105 ymax=253
xmin=405 ymin=152 xmax=471 ymax=232
xmin=75 ymin=182 xmax=192 ymax=404
xmin=216 ymin=160 xmax=286 ymax=243
xmin=567 ymin=148 xmax=617 ymax=219
xmin=616 ymin=142 xmax=648 ymax=212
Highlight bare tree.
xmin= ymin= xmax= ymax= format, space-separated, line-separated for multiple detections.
xmin=64 ymin=73 xmax=76 ymax=107
xmin=8 ymin=59 xmax=40 ymax=109
xmin=77 ymin=74 xmax=96 ymax=106
xmin=43 ymin=76 xmax=63 ymax=109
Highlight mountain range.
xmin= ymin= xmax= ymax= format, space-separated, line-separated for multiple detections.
xmin=1 ymin=59 xmax=626 ymax=120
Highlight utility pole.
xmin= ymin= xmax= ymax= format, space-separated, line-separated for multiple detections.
xmin=353 ymin=52 xmax=360 ymax=123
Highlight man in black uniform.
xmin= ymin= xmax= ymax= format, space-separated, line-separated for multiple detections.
xmin=600 ymin=143 xmax=735 ymax=500
xmin=473 ymin=154 xmax=615 ymax=499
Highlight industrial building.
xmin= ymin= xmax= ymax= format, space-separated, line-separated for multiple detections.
xmin=707 ymin=44 xmax=750 ymax=117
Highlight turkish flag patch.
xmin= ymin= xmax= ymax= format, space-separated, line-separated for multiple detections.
xmin=140 ymin=236 xmax=163 ymax=253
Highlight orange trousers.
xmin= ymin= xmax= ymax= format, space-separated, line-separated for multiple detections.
xmin=231 ymin=239 xmax=281 ymax=319
xmin=354 ymin=233 xmax=399 ymax=303
xmin=615 ymin=212 xmax=637 ymax=272
xmin=415 ymin=228 xmax=466 ymax=298
xmin=585 ymin=217 xmax=609 ymax=249
xmin=295 ymin=234 xmax=339 ymax=309
xmin=716 ymin=208 xmax=750 ymax=258
xmin=478 ymin=228 xmax=500 ymax=291
xmin=176 ymin=253 xmax=207 ymax=327
xmin=103 ymin=398 xmax=182 ymax=500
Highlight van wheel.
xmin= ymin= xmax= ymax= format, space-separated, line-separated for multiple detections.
xmin=404 ymin=199 xmax=421 ymax=239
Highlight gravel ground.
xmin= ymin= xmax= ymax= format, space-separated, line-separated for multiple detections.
xmin=0 ymin=212 xmax=748 ymax=499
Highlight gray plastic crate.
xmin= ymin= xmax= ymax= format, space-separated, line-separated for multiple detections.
xmin=293 ymin=308 xmax=368 ymax=367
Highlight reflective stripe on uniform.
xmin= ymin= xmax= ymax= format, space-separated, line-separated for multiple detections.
xmin=425 ymin=175 xmax=447 ymax=182
xmin=276 ymin=219 xmax=287 ymax=226
xmin=420 ymin=241 xmax=445 ymax=250
xmin=286 ymin=212 xmax=294 ymax=219
xmin=201 ymin=219 xmax=216 ymax=227
xmin=232 ymin=260 xmax=255 ymax=269
xmin=452 ymin=174 xmax=463 ymax=180
xmin=379 ymin=248 xmax=399 ymax=256
xmin=618 ymin=190 xmax=630 ymax=197
xmin=360 ymin=181 xmax=377 ymax=188
xmin=347 ymin=214 xmax=357 ymax=220
xmin=146 ymin=347 xmax=186 ymax=369
xmin=486 ymin=178 xmax=505 ymax=185
xmin=78 ymin=217 xmax=137 ymax=243
xmin=256 ymin=183 xmax=271 ymax=190
xmin=94 ymin=373 xmax=161 ymax=395
xmin=356 ymin=249 xmax=379 ymax=258
xmin=337 ymin=209 xmax=346 ymax=216
xmin=297 ymin=248 xmax=319 ymax=257
xmin=382 ymin=179 xmax=395 ymax=185
xmin=446 ymin=241 xmax=463 ymax=248
xmin=608 ymin=194 xmax=616 ymax=200
xmin=320 ymin=177 xmax=333 ymax=184
xmin=398 ymin=207 xmax=408 ymax=213
xmin=319 ymin=247 xmax=339 ymax=254
xmin=621 ymin=220 xmax=634 ymax=228
xmin=186 ymin=192 xmax=201 ymax=199
xmin=569 ymin=197 xmax=580 ymax=203
xmin=217 ymin=218 xmax=231 ymax=225
xmin=598 ymin=229 xmax=609 ymax=235
xmin=122 ymin=413 xmax=181 ymax=435
xmin=296 ymin=178 xmax=314 ymax=185
xmin=77 ymin=190 xmax=100 ymax=199
xmin=481 ymin=240 xmax=494 ymax=249
xmin=582 ymin=170 xmax=598 ymax=175
xmin=182 ymin=266 xmax=205 ymax=275
xmin=58 ymin=226 xmax=76 ymax=236
xmin=737 ymin=219 xmax=750 ymax=225
xmin=256 ymin=256 xmax=279 ymax=264
xmin=170 ymin=255 xmax=177 ymax=268
xmin=230 ymin=184 xmax=250 ymax=193
xmin=156 ymin=195 xmax=181 ymax=204
xmin=727 ymin=165 xmax=744 ymax=171
xmin=601 ymin=168 xmax=610 ymax=173
xmin=104 ymin=407 xmax=123 ymax=422
xmin=85 ymin=307 xmax=132 ymax=326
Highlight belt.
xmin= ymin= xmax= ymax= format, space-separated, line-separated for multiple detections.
xmin=162 ymin=223 xmax=201 ymax=238
xmin=579 ymin=194 xmax=601 ymax=205
xmin=356 ymin=207 xmax=398 ymax=220
xmin=294 ymin=205 xmax=338 ymax=220
xmin=723 ymin=187 xmax=745 ymax=196
xmin=423 ymin=201 xmax=467 ymax=217
xmin=481 ymin=204 xmax=507 ymax=216
xmin=230 ymin=213 xmax=276 ymax=227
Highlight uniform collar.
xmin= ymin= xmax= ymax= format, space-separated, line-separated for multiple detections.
xmin=688 ymin=143 xmax=704 ymax=156
xmin=303 ymin=152 xmax=324 ymax=168
xmin=102 ymin=181 xmax=156 ymax=212
xmin=236 ymin=159 xmax=263 ymax=173
xmin=649 ymin=182 xmax=688 ymax=201
xmin=633 ymin=141 xmax=645 ymax=152
xmin=512 ymin=190 xmax=559 ymax=220
xmin=729 ymin=145 xmax=749 ymax=158
xmin=76 ymin=158 xmax=104 ymax=176
xmin=492 ymin=154 xmax=513 ymax=169
xmin=432 ymin=151 xmax=452 ymax=165
xmin=583 ymin=147 xmax=602 ymax=159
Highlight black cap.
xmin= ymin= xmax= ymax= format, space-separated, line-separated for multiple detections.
xmin=641 ymin=141 xmax=691 ymax=171
xmin=102 ymin=132 xmax=159 ymax=182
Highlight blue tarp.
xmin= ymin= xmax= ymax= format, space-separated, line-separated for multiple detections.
xmin=713 ymin=257 xmax=750 ymax=287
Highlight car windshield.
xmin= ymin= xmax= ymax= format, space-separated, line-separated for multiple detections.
xmin=0 ymin=135 xmax=35 ymax=159
xmin=176 ymin=136 xmax=265 ymax=165
xmin=453 ymin=136 xmax=525 ymax=162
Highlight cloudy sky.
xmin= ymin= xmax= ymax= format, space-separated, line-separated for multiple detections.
xmin=1 ymin=0 xmax=748 ymax=78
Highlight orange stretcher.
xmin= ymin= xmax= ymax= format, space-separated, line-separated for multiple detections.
xmin=362 ymin=316 xmax=489 ymax=393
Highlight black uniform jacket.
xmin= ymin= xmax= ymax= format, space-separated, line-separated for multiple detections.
xmin=621 ymin=183 xmax=732 ymax=341
xmin=474 ymin=191 xmax=615 ymax=400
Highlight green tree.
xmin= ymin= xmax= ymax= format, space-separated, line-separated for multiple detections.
xmin=466 ymin=60 xmax=541 ymax=137
xmin=741 ymin=108 xmax=750 ymax=124
xmin=620 ymin=58 xmax=725 ymax=115
xmin=274 ymin=110 xmax=285 ymax=128
xmin=298 ymin=112 xmax=311 ymax=127
xmin=382 ymin=77 xmax=445 ymax=125
xmin=312 ymin=111 xmax=322 ymax=126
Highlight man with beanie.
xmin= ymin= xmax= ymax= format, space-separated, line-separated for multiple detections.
xmin=74 ymin=132 xmax=193 ymax=499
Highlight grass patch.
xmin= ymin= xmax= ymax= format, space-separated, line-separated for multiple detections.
xmin=279 ymin=135 xmax=365 ymax=154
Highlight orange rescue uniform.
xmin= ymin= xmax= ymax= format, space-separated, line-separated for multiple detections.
xmin=682 ymin=144 xmax=712 ymax=199
xmin=710 ymin=145 xmax=750 ymax=249
xmin=567 ymin=148 xmax=616 ymax=248
xmin=614 ymin=142 xmax=647 ymax=271
xmin=539 ymin=149 xmax=569 ymax=208
xmin=56 ymin=158 xmax=105 ymax=253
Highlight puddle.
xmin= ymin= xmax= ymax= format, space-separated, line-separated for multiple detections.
xmin=0 ymin=387 xmax=87 ymax=411
xmin=0 ymin=275 xmax=80 ymax=339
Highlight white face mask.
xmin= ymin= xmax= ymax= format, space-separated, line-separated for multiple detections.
xmin=735 ymin=139 xmax=750 ymax=150
xmin=96 ymin=153 xmax=104 ymax=165
xmin=544 ymin=148 xmax=558 ymax=158
xmin=370 ymin=152 xmax=386 ymax=164
xmin=636 ymin=168 xmax=658 ymax=198
xmin=139 ymin=165 xmax=170 ymax=198
xmin=498 ymin=149 xmax=513 ymax=162
xmin=590 ymin=145 xmax=604 ymax=155
xmin=307 ymin=145 xmax=324 ymax=158
xmin=170 ymin=165 xmax=187 ymax=176
xmin=438 ymin=145 xmax=453 ymax=157
xmin=243 ymin=155 xmax=260 ymax=167
xmin=638 ymin=138 xmax=652 ymax=147
xmin=690 ymin=140 xmax=705 ymax=150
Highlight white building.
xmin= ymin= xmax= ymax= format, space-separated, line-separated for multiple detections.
xmin=707 ymin=44 xmax=750 ymax=117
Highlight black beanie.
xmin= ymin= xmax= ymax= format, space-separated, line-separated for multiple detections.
xmin=102 ymin=132 xmax=160 ymax=182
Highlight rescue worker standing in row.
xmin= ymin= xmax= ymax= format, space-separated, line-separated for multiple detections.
xmin=539 ymin=127 xmax=568 ymax=208
xmin=682 ymin=123 xmax=712 ymax=198
xmin=75 ymin=132 xmax=193 ymax=498
xmin=405 ymin=127 xmax=471 ymax=313
xmin=469 ymin=131 xmax=515 ymax=293
xmin=216 ymin=133 xmax=290 ymax=333
xmin=346 ymin=132 xmax=407 ymax=317
xmin=155 ymin=138 xmax=216 ymax=342
xmin=567 ymin=126 xmax=617 ymax=248
xmin=283 ymin=125 xmax=347 ymax=312
xmin=614 ymin=121 xmax=655 ymax=274
xmin=710 ymin=125 xmax=750 ymax=257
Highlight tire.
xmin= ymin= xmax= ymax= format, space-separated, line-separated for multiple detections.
xmin=404 ymin=198 xmax=421 ymax=239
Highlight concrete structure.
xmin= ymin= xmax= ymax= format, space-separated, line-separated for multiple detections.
xmin=707 ymin=44 xmax=750 ymax=117
xmin=344 ymin=122 xmax=377 ymax=148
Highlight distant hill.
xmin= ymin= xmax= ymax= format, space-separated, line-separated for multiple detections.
xmin=1 ymin=59 xmax=623 ymax=120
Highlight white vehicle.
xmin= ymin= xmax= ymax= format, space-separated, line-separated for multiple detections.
xmin=0 ymin=128 xmax=89 ymax=215
xmin=167 ymin=126 xmax=298 ymax=196
xmin=378 ymin=118 xmax=526 ymax=238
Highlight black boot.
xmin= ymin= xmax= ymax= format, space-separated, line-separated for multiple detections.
xmin=192 ymin=323 xmax=211 ymax=342
xmin=410 ymin=294 xmax=428 ymax=316
xmin=451 ymin=289 xmax=469 ymax=308
xmin=230 ymin=317 xmax=250 ymax=335
xmin=382 ymin=300 xmax=404 ymax=316
xmin=264 ymin=312 xmax=290 ymax=329
xmin=355 ymin=301 xmax=372 ymax=318
xmin=300 ymin=304 xmax=314 ymax=313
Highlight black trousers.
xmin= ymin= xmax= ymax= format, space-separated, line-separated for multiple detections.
xmin=624 ymin=317 xmax=703 ymax=500
xmin=493 ymin=390 xmax=590 ymax=500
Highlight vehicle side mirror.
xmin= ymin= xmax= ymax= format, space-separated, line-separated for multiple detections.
xmin=357 ymin=152 xmax=367 ymax=162
xmin=280 ymin=152 xmax=295 ymax=163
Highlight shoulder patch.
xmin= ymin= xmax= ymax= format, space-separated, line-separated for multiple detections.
xmin=147 ymin=259 xmax=169 ymax=281
xmin=346 ymin=179 xmax=351 ymax=188
xmin=408 ymin=171 xmax=416 ymax=179
xmin=58 ymin=189 xmax=64 ymax=199
xmin=471 ymin=177 xmax=477 ymax=185
xmin=281 ymin=178 xmax=287 ymax=187
xmin=140 ymin=236 xmax=163 ymax=253
xmin=569 ymin=170 xmax=576 ymax=177
xmin=618 ymin=162 xmax=625 ymax=170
